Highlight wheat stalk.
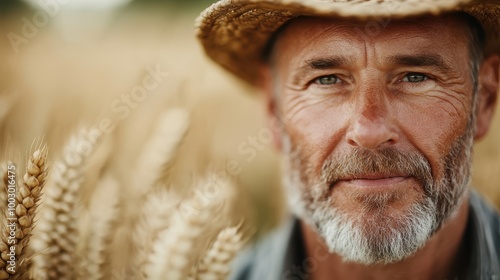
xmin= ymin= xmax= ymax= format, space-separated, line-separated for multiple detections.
xmin=196 ymin=226 xmax=244 ymax=280
xmin=33 ymin=128 xmax=102 ymax=280
xmin=8 ymin=146 xmax=49 ymax=280
xmin=133 ymin=190 xmax=181 ymax=279
xmin=80 ymin=174 xmax=120 ymax=280
xmin=144 ymin=176 xmax=232 ymax=280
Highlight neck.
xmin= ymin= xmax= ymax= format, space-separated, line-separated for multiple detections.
xmin=301 ymin=194 xmax=470 ymax=280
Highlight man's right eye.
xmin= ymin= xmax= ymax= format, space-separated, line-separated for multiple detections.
xmin=401 ymin=73 xmax=429 ymax=83
xmin=315 ymin=75 xmax=339 ymax=85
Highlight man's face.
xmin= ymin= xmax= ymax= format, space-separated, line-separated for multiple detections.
xmin=267 ymin=15 xmax=482 ymax=264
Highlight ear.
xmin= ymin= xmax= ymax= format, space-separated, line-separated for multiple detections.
xmin=258 ymin=64 xmax=283 ymax=151
xmin=475 ymin=54 xmax=500 ymax=140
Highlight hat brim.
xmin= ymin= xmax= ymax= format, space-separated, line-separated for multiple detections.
xmin=196 ymin=0 xmax=500 ymax=85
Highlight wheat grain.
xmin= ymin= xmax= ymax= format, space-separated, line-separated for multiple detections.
xmin=80 ymin=174 xmax=120 ymax=280
xmin=8 ymin=146 xmax=49 ymax=280
xmin=144 ymin=199 xmax=209 ymax=280
xmin=33 ymin=128 xmax=102 ymax=280
xmin=133 ymin=190 xmax=181 ymax=279
xmin=144 ymin=176 xmax=232 ymax=280
xmin=196 ymin=226 xmax=244 ymax=280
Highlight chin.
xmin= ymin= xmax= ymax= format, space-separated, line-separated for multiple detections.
xmin=315 ymin=194 xmax=437 ymax=265
xmin=289 ymin=179 xmax=439 ymax=265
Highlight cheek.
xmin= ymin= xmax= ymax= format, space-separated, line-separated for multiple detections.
xmin=283 ymin=94 xmax=351 ymax=171
xmin=396 ymin=97 xmax=470 ymax=177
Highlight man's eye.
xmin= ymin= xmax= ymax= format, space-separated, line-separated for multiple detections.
xmin=315 ymin=75 xmax=339 ymax=85
xmin=402 ymin=73 xmax=428 ymax=83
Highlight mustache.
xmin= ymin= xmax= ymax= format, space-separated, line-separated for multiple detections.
xmin=321 ymin=148 xmax=433 ymax=190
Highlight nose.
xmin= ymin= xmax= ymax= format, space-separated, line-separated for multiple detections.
xmin=345 ymin=87 xmax=399 ymax=149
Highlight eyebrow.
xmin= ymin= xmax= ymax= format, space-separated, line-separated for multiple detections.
xmin=388 ymin=54 xmax=453 ymax=72
xmin=302 ymin=57 xmax=353 ymax=70
xmin=291 ymin=56 xmax=354 ymax=84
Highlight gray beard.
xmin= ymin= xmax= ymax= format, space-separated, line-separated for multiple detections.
xmin=281 ymin=121 xmax=474 ymax=265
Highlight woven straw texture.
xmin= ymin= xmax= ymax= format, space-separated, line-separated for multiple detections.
xmin=196 ymin=0 xmax=500 ymax=85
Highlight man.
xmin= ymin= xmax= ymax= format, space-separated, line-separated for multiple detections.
xmin=196 ymin=0 xmax=500 ymax=279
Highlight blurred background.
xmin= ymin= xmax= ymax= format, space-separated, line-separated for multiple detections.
xmin=0 ymin=1 xmax=286 ymax=277
xmin=0 ymin=0 xmax=499 ymax=277
xmin=0 ymin=0 xmax=285 ymax=227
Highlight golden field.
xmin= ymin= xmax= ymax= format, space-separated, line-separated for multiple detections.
xmin=0 ymin=2 xmax=499 ymax=279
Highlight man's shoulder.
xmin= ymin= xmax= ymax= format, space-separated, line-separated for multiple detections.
xmin=469 ymin=190 xmax=500 ymax=251
xmin=462 ymin=190 xmax=500 ymax=278
xmin=228 ymin=218 xmax=298 ymax=280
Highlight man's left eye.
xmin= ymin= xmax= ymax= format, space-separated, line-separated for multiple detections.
xmin=402 ymin=73 xmax=428 ymax=83
xmin=315 ymin=75 xmax=340 ymax=85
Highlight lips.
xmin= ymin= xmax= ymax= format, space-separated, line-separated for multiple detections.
xmin=332 ymin=174 xmax=410 ymax=188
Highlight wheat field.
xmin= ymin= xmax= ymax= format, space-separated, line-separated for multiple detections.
xmin=0 ymin=2 xmax=499 ymax=279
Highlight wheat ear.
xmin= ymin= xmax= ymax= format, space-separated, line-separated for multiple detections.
xmin=132 ymin=108 xmax=189 ymax=196
xmin=144 ymin=177 xmax=231 ymax=280
xmin=196 ymin=226 xmax=244 ymax=280
xmin=0 ymin=163 xmax=16 ymax=280
xmin=133 ymin=190 xmax=181 ymax=279
xmin=33 ymin=128 xmax=101 ymax=280
xmin=9 ymin=146 xmax=49 ymax=280
xmin=80 ymin=174 xmax=120 ymax=280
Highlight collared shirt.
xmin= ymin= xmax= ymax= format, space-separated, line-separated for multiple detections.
xmin=229 ymin=190 xmax=500 ymax=280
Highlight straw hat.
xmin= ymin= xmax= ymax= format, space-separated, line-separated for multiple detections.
xmin=196 ymin=0 xmax=500 ymax=85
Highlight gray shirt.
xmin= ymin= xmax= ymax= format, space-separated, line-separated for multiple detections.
xmin=229 ymin=190 xmax=500 ymax=280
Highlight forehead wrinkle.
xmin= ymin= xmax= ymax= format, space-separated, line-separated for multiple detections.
xmin=276 ymin=17 xmax=366 ymax=52
xmin=272 ymin=14 xmax=472 ymax=87
xmin=278 ymin=14 xmax=472 ymax=49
